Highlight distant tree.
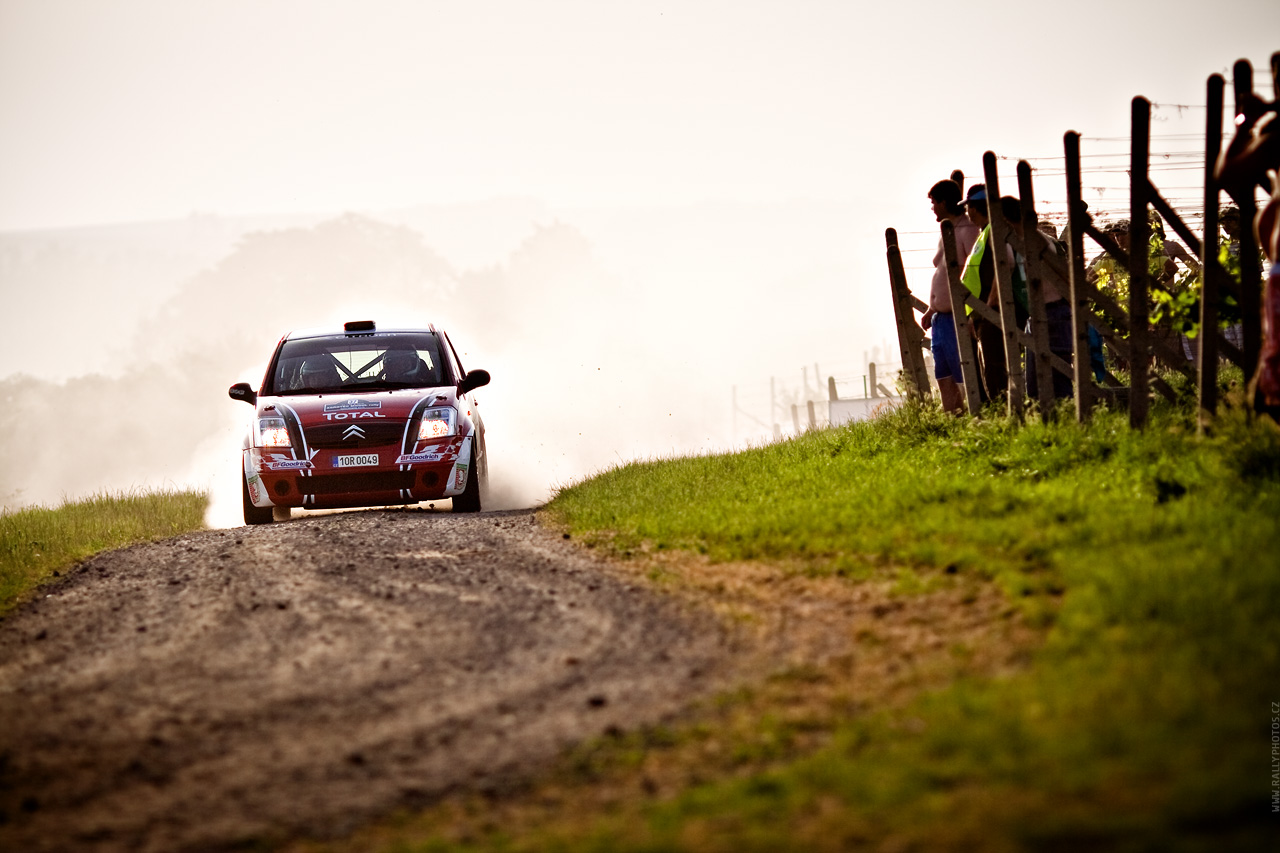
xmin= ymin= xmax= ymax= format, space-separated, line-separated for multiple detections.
xmin=132 ymin=213 xmax=458 ymax=369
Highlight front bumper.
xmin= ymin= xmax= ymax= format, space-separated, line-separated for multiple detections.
xmin=244 ymin=435 xmax=472 ymax=509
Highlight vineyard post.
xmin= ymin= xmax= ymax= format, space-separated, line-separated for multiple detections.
xmin=885 ymin=228 xmax=932 ymax=400
xmin=1064 ymin=131 xmax=1094 ymax=422
xmin=1233 ymin=60 xmax=1264 ymax=388
xmin=1129 ymin=97 xmax=1151 ymax=429
xmin=981 ymin=151 xmax=1026 ymax=420
xmin=941 ymin=220 xmax=983 ymax=414
xmin=1017 ymin=162 xmax=1056 ymax=419
xmin=1198 ymin=73 xmax=1225 ymax=429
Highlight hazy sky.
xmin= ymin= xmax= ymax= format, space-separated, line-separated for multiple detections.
xmin=2 ymin=0 xmax=1278 ymax=517
xmin=2 ymin=0 xmax=1276 ymax=232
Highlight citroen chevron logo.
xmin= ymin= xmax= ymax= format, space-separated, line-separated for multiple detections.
xmin=343 ymin=424 xmax=366 ymax=440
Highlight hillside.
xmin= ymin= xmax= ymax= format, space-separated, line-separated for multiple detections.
xmin=302 ymin=398 xmax=1280 ymax=852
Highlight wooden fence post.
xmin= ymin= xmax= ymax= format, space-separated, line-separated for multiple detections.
xmin=1129 ymin=97 xmax=1151 ymax=429
xmin=1017 ymin=162 xmax=1056 ymax=420
xmin=1064 ymin=132 xmax=1095 ymax=422
xmin=885 ymin=228 xmax=932 ymax=400
xmin=1198 ymin=73 xmax=1225 ymax=430
xmin=1234 ymin=60 xmax=1265 ymax=389
xmin=982 ymin=152 xmax=1025 ymax=420
xmin=941 ymin=220 xmax=983 ymax=415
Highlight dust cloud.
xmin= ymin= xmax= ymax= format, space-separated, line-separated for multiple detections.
xmin=0 ymin=201 xmax=890 ymax=525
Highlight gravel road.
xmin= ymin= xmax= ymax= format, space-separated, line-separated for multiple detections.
xmin=0 ymin=509 xmax=734 ymax=853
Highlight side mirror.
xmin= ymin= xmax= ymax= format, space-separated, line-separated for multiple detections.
xmin=457 ymin=369 xmax=491 ymax=396
xmin=229 ymin=382 xmax=257 ymax=405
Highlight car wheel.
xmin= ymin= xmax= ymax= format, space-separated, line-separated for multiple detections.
xmin=242 ymin=472 xmax=274 ymax=525
xmin=452 ymin=462 xmax=482 ymax=513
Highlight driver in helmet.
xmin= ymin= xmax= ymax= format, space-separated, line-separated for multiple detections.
xmin=299 ymin=358 xmax=339 ymax=391
xmin=383 ymin=348 xmax=424 ymax=383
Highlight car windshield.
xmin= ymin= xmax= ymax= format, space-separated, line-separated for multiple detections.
xmin=267 ymin=332 xmax=448 ymax=395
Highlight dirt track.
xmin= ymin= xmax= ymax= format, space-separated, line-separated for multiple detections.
xmin=0 ymin=509 xmax=735 ymax=853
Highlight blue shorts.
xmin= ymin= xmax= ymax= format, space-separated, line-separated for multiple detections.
xmin=931 ymin=311 xmax=964 ymax=382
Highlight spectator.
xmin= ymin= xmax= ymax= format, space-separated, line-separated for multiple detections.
xmin=1214 ymin=85 xmax=1279 ymax=407
xmin=1216 ymin=203 xmax=1258 ymax=352
xmin=1006 ymin=201 xmax=1074 ymax=401
xmin=1055 ymin=204 xmax=1106 ymax=382
xmin=1058 ymin=200 xmax=1088 ymax=260
xmin=1148 ymin=210 xmax=1200 ymax=284
xmin=1109 ymin=219 xmax=1131 ymax=254
xmin=1259 ymin=187 xmax=1280 ymax=407
xmin=920 ymin=178 xmax=981 ymax=413
xmin=996 ymin=196 xmax=1031 ymax=324
xmin=1086 ymin=219 xmax=1129 ymax=287
xmin=959 ymin=184 xmax=1022 ymax=401
xmin=1220 ymin=205 xmax=1242 ymax=260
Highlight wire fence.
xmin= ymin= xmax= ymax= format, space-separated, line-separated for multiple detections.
xmin=730 ymin=357 xmax=907 ymax=444
xmin=886 ymin=51 xmax=1278 ymax=428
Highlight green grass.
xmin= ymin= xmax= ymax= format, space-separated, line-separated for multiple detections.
xmin=0 ymin=489 xmax=208 ymax=615
xmin=552 ymin=397 xmax=1279 ymax=610
xmin=415 ymin=399 xmax=1276 ymax=851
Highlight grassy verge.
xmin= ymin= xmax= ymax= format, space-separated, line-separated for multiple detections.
xmin=0 ymin=489 xmax=208 ymax=615
xmin=540 ymin=402 xmax=1279 ymax=849
xmin=296 ymin=398 xmax=1280 ymax=851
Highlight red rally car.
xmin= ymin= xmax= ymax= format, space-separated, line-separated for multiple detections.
xmin=228 ymin=320 xmax=490 ymax=525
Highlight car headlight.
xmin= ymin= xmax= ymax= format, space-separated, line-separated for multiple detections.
xmin=256 ymin=417 xmax=292 ymax=448
xmin=418 ymin=407 xmax=457 ymax=440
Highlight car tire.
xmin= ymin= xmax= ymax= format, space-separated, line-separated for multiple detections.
xmin=452 ymin=462 xmax=482 ymax=513
xmin=242 ymin=472 xmax=274 ymax=525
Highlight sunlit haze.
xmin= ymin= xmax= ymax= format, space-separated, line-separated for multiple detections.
xmin=2 ymin=0 xmax=1277 ymax=523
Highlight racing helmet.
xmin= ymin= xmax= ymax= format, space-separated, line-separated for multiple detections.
xmin=299 ymin=357 xmax=338 ymax=390
xmin=383 ymin=348 xmax=421 ymax=381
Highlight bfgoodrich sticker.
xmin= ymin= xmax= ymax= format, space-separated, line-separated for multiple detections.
xmin=395 ymin=452 xmax=444 ymax=464
xmin=267 ymin=459 xmax=314 ymax=470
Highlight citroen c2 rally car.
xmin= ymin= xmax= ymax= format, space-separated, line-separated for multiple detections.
xmin=228 ymin=321 xmax=490 ymax=524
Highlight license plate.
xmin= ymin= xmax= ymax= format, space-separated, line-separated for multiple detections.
xmin=334 ymin=454 xmax=379 ymax=468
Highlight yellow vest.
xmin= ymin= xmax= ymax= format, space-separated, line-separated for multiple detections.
xmin=960 ymin=225 xmax=1027 ymax=315
xmin=960 ymin=226 xmax=990 ymax=315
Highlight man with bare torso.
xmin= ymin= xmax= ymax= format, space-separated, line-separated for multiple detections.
xmin=920 ymin=179 xmax=980 ymax=413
